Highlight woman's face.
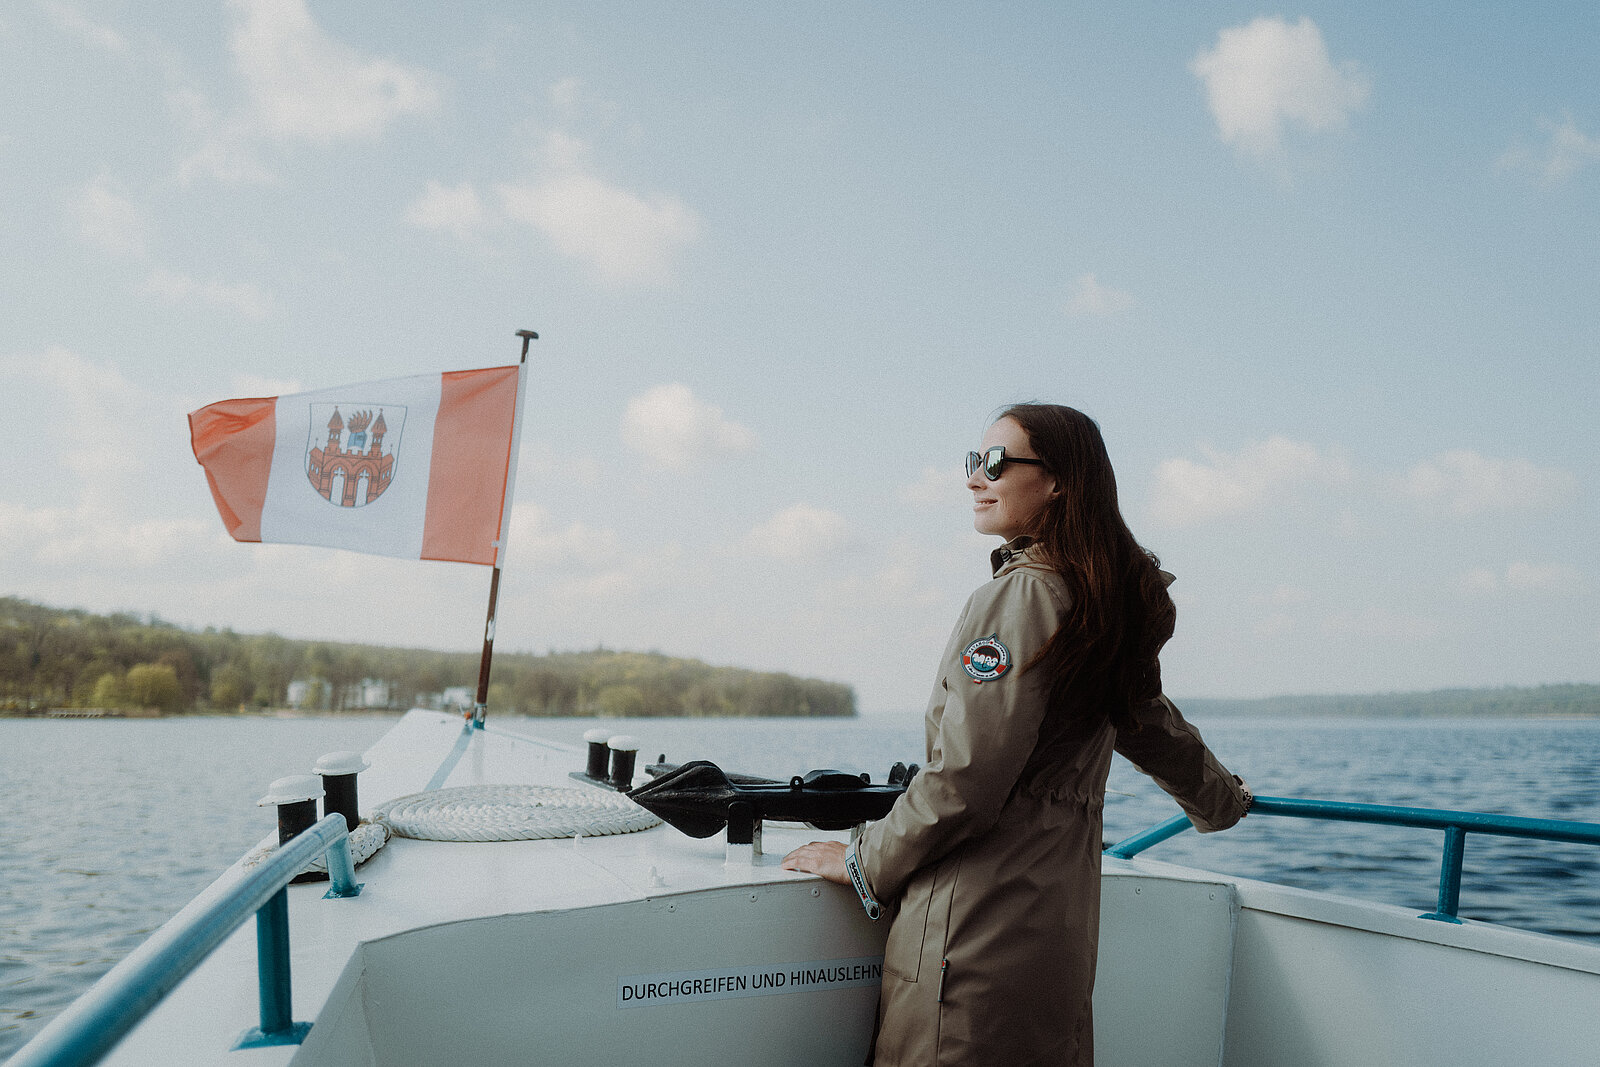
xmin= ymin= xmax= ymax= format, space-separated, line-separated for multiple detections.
xmin=968 ymin=416 xmax=1059 ymax=541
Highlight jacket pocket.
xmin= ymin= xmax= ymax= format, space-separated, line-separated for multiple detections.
xmin=883 ymin=854 xmax=960 ymax=983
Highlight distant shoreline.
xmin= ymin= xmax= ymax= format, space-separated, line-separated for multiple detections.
xmin=1179 ymin=684 xmax=1600 ymax=720
xmin=6 ymin=685 xmax=1600 ymax=722
xmin=0 ymin=595 xmax=858 ymax=719
xmin=0 ymin=707 xmax=864 ymax=720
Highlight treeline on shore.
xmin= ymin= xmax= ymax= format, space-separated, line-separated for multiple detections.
xmin=1182 ymin=684 xmax=1600 ymax=719
xmin=0 ymin=596 xmax=856 ymax=718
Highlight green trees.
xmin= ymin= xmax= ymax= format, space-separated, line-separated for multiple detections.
xmin=0 ymin=596 xmax=858 ymax=718
xmin=90 ymin=671 xmax=125 ymax=708
xmin=486 ymin=649 xmax=856 ymax=718
xmin=81 ymin=663 xmax=182 ymax=712
xmin=125 ymin=663 xmax=182 ymax=712
xmin=209 ymin=663 xmax=252 ymax=710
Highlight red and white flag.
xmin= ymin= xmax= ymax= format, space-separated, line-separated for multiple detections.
xmin=189 ymin=365 xmax=524 ymax=566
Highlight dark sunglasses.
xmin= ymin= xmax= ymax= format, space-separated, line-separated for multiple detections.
xmin=966 ymin=446 xmax=1048 ymax=481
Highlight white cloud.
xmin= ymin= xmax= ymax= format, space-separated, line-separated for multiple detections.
xmin=1191 ymin=16 xmax=1369 ymax=156
xmin=0 ymin=348 xmax=217 ymax=595
xmin=521 ymin=435 xmax=603 ymax=488
xmin=1505 ymin=561 xmax=1578 ymax=590
xmin=620 ymin=384 xmax=755 ymax=470
xmin=508 ymin=503 xmax=621 ymax=569
xmin=145 ymin=269 xmax=275 ymax=320
xmin=1 ymin=502 xmax=213 ymax=569
xmin=65 ymin=180 xmax=272 ymax=320
xmin=0 ymin=495 xmax=228 ymax=614
xmin=42 ymin=1 xmax=130 ymax=53
xmin=1 ymin=348 xmax=153 ymax=480
xmin=227 ymin=373 xmax=303 ymax=398
xmin=497 ymin=168 xmax=699 ymax=286
xmin=491 ymin=131 xmax=699 ymax=286
xmin=404 ymin=180 xmax=487 ymax=239
xmin=746 ymin=504 xmax=849 ymax=562
xmin=504 ymin=503 xmax=688 ymax=615
xmin=1064 ymin=272 xmax=1134 ymax=317
xmin=176 ymin=0 xmax=441 ymax=182
xmin=228 ymin=0 xmax=443 ymax=143
xmin=898 ymin=465 xmax=963 ymax=506
xmin=69 ymin=180 xmax=269 ymax=321
xmin=549 ymin=77 xmax=586 ymax=118
xmin=1498 ymin=114 xmax=1600 ymax=183
xmin=407 ymin=105 xmax=699 ymax=285
xmin=176 ymin=126 xmax=274 ymax=187
xmin=69 ymin=177 xmax=148 ymax=257
xmin=1399 ymin=450 xmax=1576 ymax=516
xmin=166 ymin=79 xmax=275 ymax=187
xmin=1150 ymin=436 xmax=1350 ymax=525
xmin=1462 ymin=561 xmax=1582 ymax=595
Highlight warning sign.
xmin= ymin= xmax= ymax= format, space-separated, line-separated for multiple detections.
xmin=617 ymin=955 xmax=883 ymax=1009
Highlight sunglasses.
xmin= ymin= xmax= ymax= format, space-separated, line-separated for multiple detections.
xmin=965 ymin=446 xmax=1048 ymax=481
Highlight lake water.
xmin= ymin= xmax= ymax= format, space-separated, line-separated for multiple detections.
xmin=4 ymin=712 xmax=1600 ymax=1058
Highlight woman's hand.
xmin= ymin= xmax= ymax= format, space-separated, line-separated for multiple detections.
xmin=780 ymin=840 xmax=849 ymax=885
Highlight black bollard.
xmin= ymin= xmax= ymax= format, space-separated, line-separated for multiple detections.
xmin=608 ymin=735 xmax=640 ymax=791
xmin=314 ymin=751 xmax=370 ymax=833
xmin=257 ymin=775 xmax=325 ymax=845
xmin=584 ymin=728 xmax=611 ymax=781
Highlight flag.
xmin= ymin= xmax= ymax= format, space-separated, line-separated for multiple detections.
xmin=189 ymin=365 xmax=524 ymax=566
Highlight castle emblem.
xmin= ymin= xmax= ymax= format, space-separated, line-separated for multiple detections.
xmin=305 ymin=404 xmax=404 ymax=507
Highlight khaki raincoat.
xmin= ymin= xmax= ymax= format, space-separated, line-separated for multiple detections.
xmin=850 ymin=539 xmax=1249 ymax=1066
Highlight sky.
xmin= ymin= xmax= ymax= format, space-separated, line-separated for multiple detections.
xmin=2 ymin=2 xmax=1596 ymax=715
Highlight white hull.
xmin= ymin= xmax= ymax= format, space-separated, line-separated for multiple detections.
xmin=1096 ymin=861 xmax=1600 ymax=1066
xmin=47 ymin=711 xmax=1600 ymax=1066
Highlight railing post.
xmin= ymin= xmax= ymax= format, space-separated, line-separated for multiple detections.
xmin=232 ymin=887 xmax=314 ymax=1049
xmin=323 ymin=835 xmax=363 ymax=899
xmin=1419 ymin=825 xmax=1467 ymax=924
xmin=258 ymin=889 xmax=294 ymax=1032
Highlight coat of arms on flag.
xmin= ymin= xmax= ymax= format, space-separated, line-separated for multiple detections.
xmin=188 ymin=365 xmax=523 ymax=566
xmin=305 ymin=404 xmax=406 ymax=508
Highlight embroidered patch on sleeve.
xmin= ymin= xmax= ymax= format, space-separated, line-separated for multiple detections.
xmin=961 ymin=634 xmax=1012 ymax=683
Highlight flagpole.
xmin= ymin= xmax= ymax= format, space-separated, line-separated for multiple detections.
xmin=469 ymin=328 xmax=536 ymax=729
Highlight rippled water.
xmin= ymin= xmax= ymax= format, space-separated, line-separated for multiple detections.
xmin=4 ymin=713 xmax=1599 ymax=1058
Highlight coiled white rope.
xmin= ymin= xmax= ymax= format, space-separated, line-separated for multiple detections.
xmin=375 ymin=784 xmax=661 ymax=841
xmin=304 ymin=821 xmax=390 ymax=872
xmin=241 ymin=820 xmax=390 ymax=874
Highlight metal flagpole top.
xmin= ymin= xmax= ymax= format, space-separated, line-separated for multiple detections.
xmin=516 ymin=329 xmax=538 ymax=362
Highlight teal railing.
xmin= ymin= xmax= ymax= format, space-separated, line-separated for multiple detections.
xmin=1105 ymin=795 xmax=1600 ymax=924
xmin=9 ymin=814 xmax=363 ymax=1067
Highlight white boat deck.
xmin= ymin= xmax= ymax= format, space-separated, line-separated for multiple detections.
xmin=86 ymin=710 xmax=1600 ymax=1066
xmin=106 ymin=711 xmax=886 ymax=1066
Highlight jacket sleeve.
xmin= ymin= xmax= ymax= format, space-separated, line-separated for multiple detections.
xmin=1114 ymin=694 xmax=1248 ymax=833
xmin=853 ymin=570 xmax=1065 ymax=904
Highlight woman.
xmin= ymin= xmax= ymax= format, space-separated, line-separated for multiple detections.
xmin=781 ymin=404 xmax=1250 ymax=1066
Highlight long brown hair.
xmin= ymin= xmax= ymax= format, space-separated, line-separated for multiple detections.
xmin=1000 ymin=403 xmax=1174 ymax=728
